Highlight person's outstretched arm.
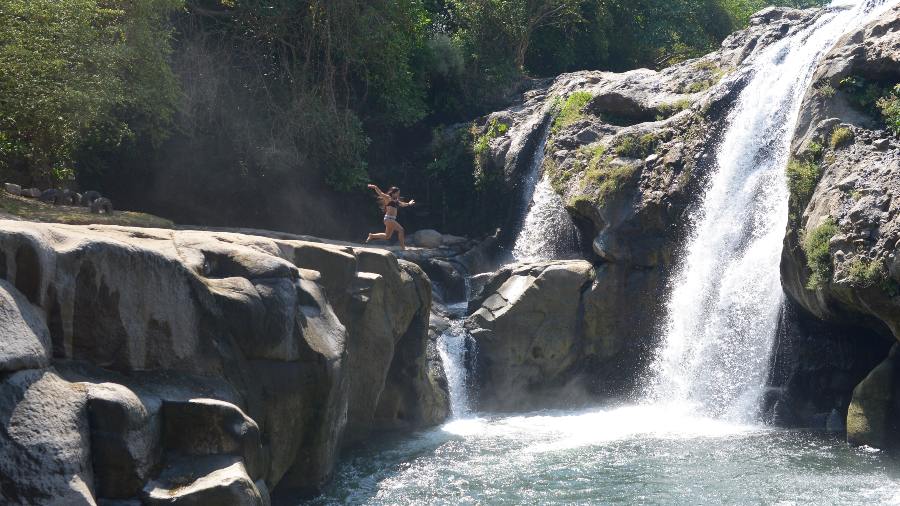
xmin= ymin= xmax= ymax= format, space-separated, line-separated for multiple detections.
xmin=367 ymin=184 xmax=387 ymax=198
xmin=399 ymin=198 xmax=416 ymax=207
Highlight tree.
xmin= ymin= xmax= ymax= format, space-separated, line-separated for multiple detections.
xmin=0 ymin=0 xmax=182 ymax=185
xmin=448 ymin=0 xmax=582 ymax=71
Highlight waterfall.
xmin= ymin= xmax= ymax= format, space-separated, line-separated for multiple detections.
xmin=647 ymin=0 xmax=895 ymax=421
xmin=512 ymin=127 xmax=579 ymax=262
xmin=437 ymin=302 xmax=474 ymax=418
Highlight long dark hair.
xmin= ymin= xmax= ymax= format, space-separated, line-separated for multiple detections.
xmin=377 ymin=186 xmax=400 ymax=212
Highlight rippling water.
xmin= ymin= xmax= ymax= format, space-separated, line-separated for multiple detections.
xmin=310 ymin=406 xmax=900 ymax=505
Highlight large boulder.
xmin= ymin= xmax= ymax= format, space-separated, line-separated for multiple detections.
xmin=0 ymin=279 xmax=51 ymax=372
xmin=143 ymin=456 xmax=263 ymax=506
xmin=454 ymin=8 xmax=826 ymax=406
xmin=0 ymin=369 xmax=95 ymax=505
xmin=86 ymin=382 xmax=160 ymax=500
xmin=0 ymin=221 xmax=449 ymax=502
xmin=410 ymin=229 xmax=443 ymax=249
xmin=161 ymin=399 xmax=264 ymax=481
xmin=846 ymin=346 xmax=899 ymax=448
xmin=466 ymin=260 xmax=594 ymax=410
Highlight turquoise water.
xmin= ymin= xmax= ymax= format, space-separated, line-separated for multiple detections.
xmin=309 ymin=405 xmax=900 ymax=505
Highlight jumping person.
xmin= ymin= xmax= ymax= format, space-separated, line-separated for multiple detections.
xmin=366 ymin=184 xmax=415 ymax=249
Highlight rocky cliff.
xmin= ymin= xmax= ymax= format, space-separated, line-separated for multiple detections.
xmin=0 ymin=221 xmax=449 ymax=505
xmin=778 ymin=4 xmax=900 ymax=448
xmin=463 ymin=7 xmax=829 ymax=409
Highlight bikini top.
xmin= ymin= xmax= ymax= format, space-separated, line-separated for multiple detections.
xmin=387 ymin=199 xmax=400 ymax=209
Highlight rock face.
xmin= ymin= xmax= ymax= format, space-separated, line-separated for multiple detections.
xmin=0 ymin=279 xmax=51 ymax=372
xmin=467 ymin=261 xmax=592 ymax=410
xmin=846 ymin=345 xmax=899 ymax=448
xmin=777 ymin=4 xmax=900 ymax=447
xmin=0 ymin=369 xmax=95 ymax=505
xmin=458 ymin=7 xmax=826 ymax=405
xmin=0 ymin=220 xmax=449 ymax=504
xmin=466 ymin=259 xmax=659 ymax=410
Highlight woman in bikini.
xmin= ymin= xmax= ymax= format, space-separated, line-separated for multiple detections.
xmin=365 ymin=184 xmax=415 ymax=249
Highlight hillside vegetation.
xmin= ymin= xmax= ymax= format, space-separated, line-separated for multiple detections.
xmin=0 ymin=0 xmax=825 ymax=236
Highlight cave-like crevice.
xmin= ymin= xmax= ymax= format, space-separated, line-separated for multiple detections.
xmin=764 ymin=297 xmax=894 ymax=428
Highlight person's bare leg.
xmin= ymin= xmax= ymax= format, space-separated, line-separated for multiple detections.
xmin=397 ymin=224 xmax=406 ymax=250
xmin=367 ymin=222 xmax=391 ymax=242
xmin=385 ymin=221 xmax=398 ymax=242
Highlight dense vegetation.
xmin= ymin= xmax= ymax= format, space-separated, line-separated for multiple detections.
xmin=0 ymin=0 xmax=827 ymax=237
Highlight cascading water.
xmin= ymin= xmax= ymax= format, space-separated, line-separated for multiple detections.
xmin=312 ymin=3 xmax=900 ymax=503
xmin=646 ymin=0 xmax=897 ymax=421
xmin=511 ymin=127 xmax=579 ymax=262
xmin=436 ymin=302 xmax=474 ymax=417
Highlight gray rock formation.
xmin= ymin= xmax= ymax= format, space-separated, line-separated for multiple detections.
xmin=846 ymin=345 xmax=899 ymax=448
xmin=0 ymin=369 xmax=96 ymax=505
xmin=465 ymin=259 xmax=657 ymax=411
xmin=0 ymin=279 xmax=51 ymax=372
xmin=776 ymin=4 xmax=900 ymax=447
xmin=0 ymin=220 xmax=449 ymax=504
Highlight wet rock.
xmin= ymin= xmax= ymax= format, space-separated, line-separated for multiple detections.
xmin=423 ymin=258 xmax=467 ymax=302
xmin=4 ymin=183 xmax=21 ymax=195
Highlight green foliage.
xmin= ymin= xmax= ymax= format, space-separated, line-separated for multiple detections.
xmin=0 ymin=0 xmax=182 ymax=185
xmin=656 ymin=99 xmax=693 ymax=120
xmin=578 ymin=144 xmax=637 ymax=203
xmin=721 ymin=0 xmax=828 ymax=27
xmin=806 ymin=141 xmax=824 ymax=160
xmin=876 ymin=85 xmax=900 ymax=136
xmin=473 ymin=118 xmax=509 ymax=156
xmin=802 ymin=218 xmax=838 ymax=290
xmin=838 ymin=76 xmax=884 ymax=110
xmin=830 ymin=127 xmax=853 ymax=149
xmin=786 ymin=157 xmax=821 ymax=212
xmin=552 ymin=92 xmax=593 ymax=134
xmin=472 ymin=118 xmax=509 ymax=188
xmin=846 ymin=257 xmax=886 ymax=288
xmin=614 ymin=133 xmax=659 ymax=158
xmin=818 ymin=84 xmax=836 ymax=98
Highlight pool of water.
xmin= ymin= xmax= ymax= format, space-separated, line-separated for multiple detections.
xmin=308 ymin=405 xmax=900 ymax=505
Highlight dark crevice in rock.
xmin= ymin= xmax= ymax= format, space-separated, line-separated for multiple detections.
xmin=46 ymin=284 xmax=65 ymax=358
xmin=764 ymin=298 xmax=893 ymax=428
xmin=14 ymin=242 xmax=41 ymax=305
xmin=73 ymin=260 xmax=129 ymax=370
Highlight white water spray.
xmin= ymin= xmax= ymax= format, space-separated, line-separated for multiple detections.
xmin=437 ymin=302 xmax=474 ymax=418
xmin=512 ymin=127 xmax=579 ymax=262
xmin=647 ymin=0 xmax=896 ymax=421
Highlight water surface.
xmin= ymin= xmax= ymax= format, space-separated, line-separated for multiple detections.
xmin=311 ymin=406 xmax=900 ymax=505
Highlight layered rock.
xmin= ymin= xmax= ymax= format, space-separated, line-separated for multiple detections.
xmin=778 ymin=5 xmax=900 ymax=447
xmin=0 ymin=221 xmax=449 ymax=504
